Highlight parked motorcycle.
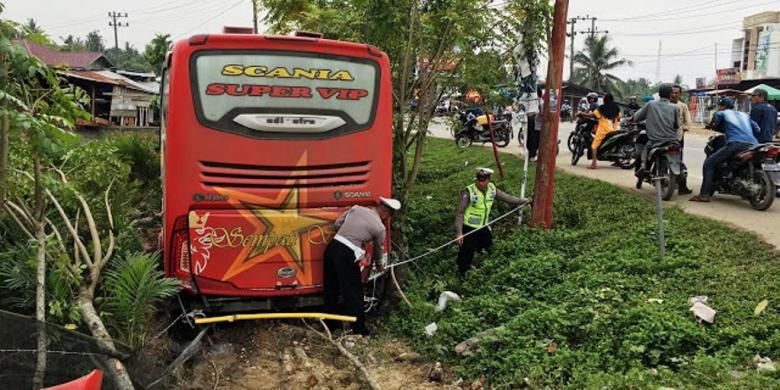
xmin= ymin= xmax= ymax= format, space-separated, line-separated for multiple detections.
xmin=634 ymin=130 xmax=685 ymax=201
xmin=569 ymin=120 xmax=638 ymax=169
xmin=454 ymin=110 xmax=512 ymax=148
xmin=702 ymin=134 xmax=780 ymax=210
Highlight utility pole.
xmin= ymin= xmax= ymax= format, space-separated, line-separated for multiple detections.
xmin=252 ymin=0 xmax=258 ymax=34
xmin=108 ymin=11 xmax=128 ymax=50
xmin=567 ymin=18 xmax=578 ymax=82
xmin=567 ymin=15 xmax=606 ymax=83
xmin=531 ymin=0 xmax=568 ymax=229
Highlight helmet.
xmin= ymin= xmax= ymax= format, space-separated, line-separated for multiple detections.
xmin=586 ymin=92 xmax=598 ymax=98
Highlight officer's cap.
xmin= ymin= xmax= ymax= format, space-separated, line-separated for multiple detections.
xmin=379 ymin=197 xmax=401 ymax=211
xmin=476 ymin=167 xmax=494 ymax=178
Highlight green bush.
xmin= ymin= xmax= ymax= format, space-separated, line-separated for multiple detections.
xmin=101 ymin=252 xmax=180 ymax=348
xmin=389 ymin=138 xmax=780 ymax=388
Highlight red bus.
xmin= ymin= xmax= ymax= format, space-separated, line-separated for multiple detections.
xmin=159 ymin=31 xmax=392 ymax=311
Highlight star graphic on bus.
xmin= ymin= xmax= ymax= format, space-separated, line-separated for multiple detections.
xmin=242 ymin=188 xmax=329 ymax=266
xmin=211 ymin=152 xmax=343 ymax=284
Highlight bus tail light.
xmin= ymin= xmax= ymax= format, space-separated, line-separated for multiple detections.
xmin=171 ymin=215 xmax=191 ymax=273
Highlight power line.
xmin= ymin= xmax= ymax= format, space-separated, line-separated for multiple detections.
xmin=600 ymin=0 xmax=731 ymax=22
xmin=174 ymin=0 xmax=246 ymax=40
xmin=611 ymin=23 xmax=742 ymax=37
xmin=602 ymin=0 xmax=777 ymax=23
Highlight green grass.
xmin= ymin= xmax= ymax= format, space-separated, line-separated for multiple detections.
xmin=386 ymin=137 xmax=780 ymax=389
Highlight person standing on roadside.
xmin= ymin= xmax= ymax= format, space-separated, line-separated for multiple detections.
xmin=670 ymin=84 xmax=693 ymax=194
xmin=749 ymin=88 xmax=778 ymax=143
xmin=454 ymin=168 xmax=528 ymax=279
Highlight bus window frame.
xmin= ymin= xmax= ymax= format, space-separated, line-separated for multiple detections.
xmin=188 ymin=49 xmax=381 ymax=140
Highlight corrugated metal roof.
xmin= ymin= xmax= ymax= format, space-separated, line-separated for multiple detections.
xmin=64 ymin=70 xmax=159 ymax=95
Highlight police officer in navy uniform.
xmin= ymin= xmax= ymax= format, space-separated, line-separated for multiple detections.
xmin=454 ymin=168 xmax=527 ymax=278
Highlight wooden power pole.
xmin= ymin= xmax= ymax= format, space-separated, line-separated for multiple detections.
xmin=252 ymin=0 xmax=259 ymax=34
xmin=531 ymin=0 xmax=569 ymax=229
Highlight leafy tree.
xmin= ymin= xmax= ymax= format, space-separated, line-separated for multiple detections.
xmin=616 ymin=77 xmax=654 ymax=102
xmin=573 ymin=34 xmax=630 ymax=94
xmin=59 ymin=34 xmax=86 ymax=52
xmin=84 ymin=30 xmax=104 ymax=52
xmin=143 ymin=33 xmax=171 ymax=74
xmin=104 ymin=41 xmax=152 ymax=72
xmin=260 ymin=0 xmax=506 ymax=203
xmin=1 ymin=7 xmax=143 ymax=389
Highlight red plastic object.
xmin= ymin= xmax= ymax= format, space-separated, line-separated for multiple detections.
xmin=43 ymin=370 xmax=103 ymax=390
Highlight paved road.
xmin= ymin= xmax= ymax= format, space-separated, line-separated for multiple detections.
xmin=428 ymin=119 xmax=780 ymax=249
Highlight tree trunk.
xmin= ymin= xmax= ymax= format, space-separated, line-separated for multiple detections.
xmin=32 ymin=155 xmax=47 ymax=390
xmin=0 ymin=111 xmax=8 ymax=203
xmin=78 ymin=287 xmax=136 ymax=390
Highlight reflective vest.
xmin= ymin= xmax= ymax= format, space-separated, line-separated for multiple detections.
xmin=463 ymin=183 xmax=496 ymax=228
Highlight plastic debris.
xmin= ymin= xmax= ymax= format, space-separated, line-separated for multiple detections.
xmin=647 ymin=298 xmax=664 ymax=304
xmin=688 ymin=295 xmax=708 ymax=305
xmin=754 ymin=355 xmax=776 ymax=372
xmin=424 ymin=322 xmax=438 ymax=337
xmin=436 ymin=291 xmax=462 ymax=312
xmin=754 ymin=299 xmax=768 ymax=316
xmin=688 ymin=296 xmax=716 ymax=324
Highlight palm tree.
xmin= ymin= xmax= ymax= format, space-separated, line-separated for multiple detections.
xmin=21 ymin=18 xmax=53 ymax=46
xmin=143 ymin=33 xmax=172 ymax=73
xmin=23 ymin=18 xmax=43 ymax=35
xmin=573 ymin=35 xmax=631 ymax=94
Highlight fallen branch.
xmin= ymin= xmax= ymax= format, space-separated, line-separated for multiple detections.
xmin=303 ymin=320 xmax=381 ymax=390
xmin=390 ymin=266 xmax=412 ymax=308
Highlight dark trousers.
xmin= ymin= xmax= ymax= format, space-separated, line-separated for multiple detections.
xmin=526 ymin=115 xmax=540 ymax=158
xmin=323 ymin=240 xmax=366 ymax=333
xmin=456 ymin=225 xmax=493 ymax=277
xmin=700 ymin=142 xmax=752 ymax=197
xmin=678 ymin=136 xmax=690 ymax=190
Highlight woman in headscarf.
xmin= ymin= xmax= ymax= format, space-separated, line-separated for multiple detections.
xmin=582 ymin=93 xmax=620 ymax=169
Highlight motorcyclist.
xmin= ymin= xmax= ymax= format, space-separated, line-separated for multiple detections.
xmin=577 ymin=92 xmax=599 ymax=118
xmin=631 ymin=84 xmax=679 ymax=172
xmin=689 ymin=97 xmax=759 ymax=203
xmin=624 ymin=96 xmax=641 ymax=116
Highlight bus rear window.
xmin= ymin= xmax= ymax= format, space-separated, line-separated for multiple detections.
xmin=191 ymin=51 xmax=378 ymax=138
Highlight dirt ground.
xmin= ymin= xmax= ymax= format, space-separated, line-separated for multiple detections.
xmin=177 ymin=321 xmax=465 ymax=390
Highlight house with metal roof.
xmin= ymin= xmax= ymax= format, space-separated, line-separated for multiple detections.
xmin=18 ymin=39 xmax=159 ymax=128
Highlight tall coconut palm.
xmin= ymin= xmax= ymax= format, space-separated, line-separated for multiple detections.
xmin=573 ymin=35 xmax=630 ymax=94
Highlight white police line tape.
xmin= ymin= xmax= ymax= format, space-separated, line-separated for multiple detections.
xmin=368 ymin=201 xmax=531 ymax=281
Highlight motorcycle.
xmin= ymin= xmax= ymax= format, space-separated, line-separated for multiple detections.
xmin=567 ymin=117 xmax=597 ymax=153
xmin=634 ymin=130 xmax=686 ymax=201
xmin=702 ymin=134 xmax=780 ymax=210
xmin=569 ymin=120 xmax=638 ymax=169
xmin=454 ymin=110 xmax=512 ymax=148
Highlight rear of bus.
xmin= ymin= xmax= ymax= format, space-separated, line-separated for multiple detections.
xmin=160 ymin=33 xmax=392 ymax=309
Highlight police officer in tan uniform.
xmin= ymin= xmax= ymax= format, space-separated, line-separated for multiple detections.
xmin=323 ymin=197 xmax=400 ymax=336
